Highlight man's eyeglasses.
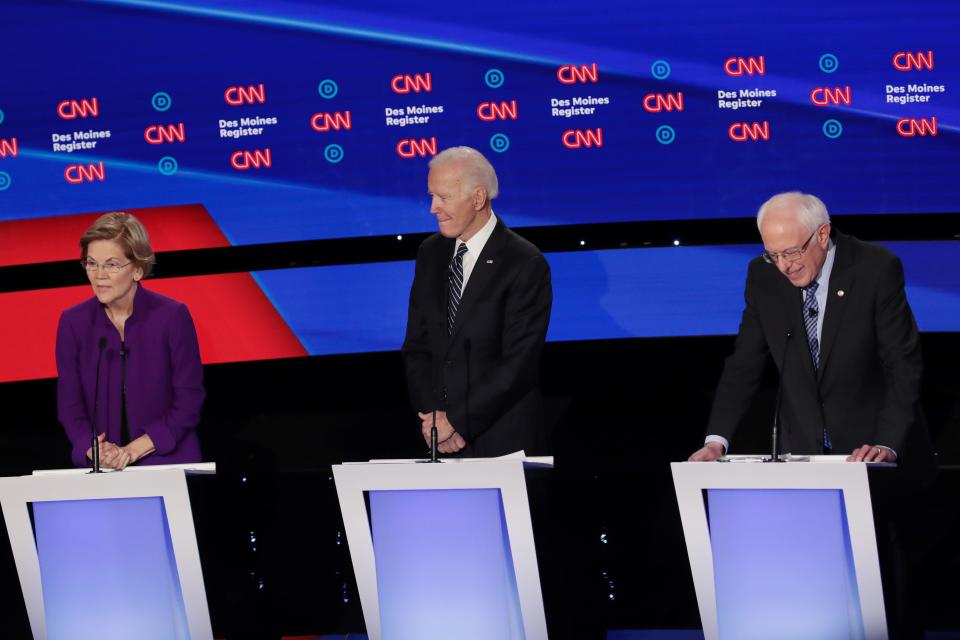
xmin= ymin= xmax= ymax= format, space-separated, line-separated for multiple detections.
xmin=81 ymin=259 xmax=132 ymax=274
xmin=761 ymin=226 xmax=823 ymax=264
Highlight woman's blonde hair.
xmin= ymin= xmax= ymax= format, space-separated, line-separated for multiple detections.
xmin=80 ymin=212 xmax=156 ymax=276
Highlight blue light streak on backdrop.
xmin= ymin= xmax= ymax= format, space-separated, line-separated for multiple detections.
xmin=253 ymin=241 xmax=960 ymax=355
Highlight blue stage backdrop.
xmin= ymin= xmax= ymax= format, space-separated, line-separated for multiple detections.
xmin=0 ymin=0 xmax=956 ymax=377
xmin=0 ymin=0 xmax=956 ymax=239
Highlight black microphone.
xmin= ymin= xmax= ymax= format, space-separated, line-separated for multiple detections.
xmin=463 ymin=339 xmax=471 ymax=453
xmin=769 ymin=329 xmax=793 ymax=463
xmin=807 ymin=307 xmax=818 ymax=318
xmin=429 ymin=257 xmax=455 ymax=463
xmin=119 ymin=343 xmax=130 ymax=447
xmin=429 ymin=368 xmax=442 ymax=461
xmin=90 ymin=336 xmax=107 ymax=474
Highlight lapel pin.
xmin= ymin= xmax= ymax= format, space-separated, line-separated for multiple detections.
xmin=837 ymin=290 xmax=845 ymax=297
xmin=486 ymin=259 xmax=494 ymax=264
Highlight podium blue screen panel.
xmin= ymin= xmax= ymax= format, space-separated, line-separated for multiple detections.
xmin=368 ymin=488 xmax=524 ymax=640
xmin=31 ymin=496 xmax=190 ymax=640
xmin=706 ymin=488 xmax=864 ymax=640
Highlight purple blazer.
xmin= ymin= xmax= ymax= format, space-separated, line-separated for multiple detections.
xmin=56 ymin=285 xmax=205 ymax=467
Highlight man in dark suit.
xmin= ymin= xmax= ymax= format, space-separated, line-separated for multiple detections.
xmin=402 ymin=146 xmax=552 ymax=457
xmin=689 ymin=192 xmax=935 ymax=639
xmin=690 ymin=192 xmax=933 ymax=467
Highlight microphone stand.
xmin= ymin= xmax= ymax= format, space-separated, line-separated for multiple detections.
xmin=90 ymin=336 xmax=107 ymax=473
xmin=429 ymin=256 xmax=455 ymax=463
xmin=769 ymin=329 xmax=793 ymax=463
xmin=430 ymin=408 xmax=439 ymax=463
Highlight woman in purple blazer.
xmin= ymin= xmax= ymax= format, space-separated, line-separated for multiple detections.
xmin=56 ymin=212 xmax=205 ymax=469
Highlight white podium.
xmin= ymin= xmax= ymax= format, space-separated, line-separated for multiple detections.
xmin=333 ymin=457 xmax=552 ymax=640
xmin=0 ymin=464 xmax=215 ymax=640
xmin=672 ymin=458 xmax=890 ymax=640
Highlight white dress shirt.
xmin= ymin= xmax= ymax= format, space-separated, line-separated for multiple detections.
xmin=452 ymin=212 xmax=497 ymax=295
xmin=807 ymin=239 xmax=836 ymax=344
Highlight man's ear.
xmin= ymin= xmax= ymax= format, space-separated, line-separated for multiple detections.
xmin=819 ymin=222 xmax=832 ymax=246
xmin=473 ymin=186 xmax=488 ymax=210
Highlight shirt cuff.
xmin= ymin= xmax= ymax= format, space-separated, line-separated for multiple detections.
xmin=705 ymin=435 xmax=729 ymax=453
xmin=877 ymin=445 xmax=898 ymax=460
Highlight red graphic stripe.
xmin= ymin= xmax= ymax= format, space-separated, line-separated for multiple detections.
xmin=0 ymin=204 xmax=231 ymax=268
xmin=0 ymin=274 xmax=306 ymax=383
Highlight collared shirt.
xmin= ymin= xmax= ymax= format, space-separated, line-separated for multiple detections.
xmin=806 ymin=239 xmax=836 ymax=344
xmin=452 ymin=211 xmax=497 ymax=295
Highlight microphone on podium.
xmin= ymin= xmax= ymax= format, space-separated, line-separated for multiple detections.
xmin=769 ymin=329 xmax=792 ymax=463
xmin=90 ymin=336 xmax=107 ymax=474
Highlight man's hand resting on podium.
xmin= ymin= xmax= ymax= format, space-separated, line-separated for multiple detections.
xmin=418 ymin=410 xmax=466 ymax=454
xmin=848 ymin=444 xmax=897 ymax=463
xmin=688 ymin=441 xmax=725 ymax=462
xmin=439 ymin=432 xmax=466 ymax=454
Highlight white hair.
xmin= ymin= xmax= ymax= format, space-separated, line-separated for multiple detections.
xmin=429 ymin=146 xmax=499 ymax=200
xmin=757 ymin=192 xmax=830 ymax=232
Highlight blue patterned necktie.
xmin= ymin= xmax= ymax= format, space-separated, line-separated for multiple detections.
xmin=802 ymin=280 xmax=832 ymax=450
xmin=802 ymin=281 xmax=820 ymax=369
xmin=447 ymin=242 xmax=468 ymax=335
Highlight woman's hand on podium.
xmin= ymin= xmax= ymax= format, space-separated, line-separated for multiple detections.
xmin=98 ymin=440 xmax=133 ymax=470
xmin=84 ymin=433 xmax=156 ymax=469
xmin=688 ymin=441 xmax=725 ymax=462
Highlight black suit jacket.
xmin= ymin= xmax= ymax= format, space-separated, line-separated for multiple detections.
xmin=401 ymin=217 xmax=552 ymax=457
xmin=707 ymin=231 xmax=934 ymax=473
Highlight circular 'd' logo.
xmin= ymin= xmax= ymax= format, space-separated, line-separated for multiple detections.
xmin=0 ymin=171 xmax=11 ymax=191
xmin=655 ymin=125 xmax=676 ymax=145
xmin=822 ymin=119 xmax=843 ymax=139
xmin=318 ymin=80 xmax=339 ymax=99
xmin=819 ymin=54 xmax=839 ymax=74
xmin=158 ymin=156 xmax=178 ymax=175
xmin=324 ymin=143 xmax=344 ymax=163
xmin=651 ymin=60 xmax=671 ymax=80
xmin=152 ymin=92 xmax=172 ymax=112
xmin=489 ymin=133 xmax=510 ymax=153
xmin=485 ymin=69 xmax=505 ymax=88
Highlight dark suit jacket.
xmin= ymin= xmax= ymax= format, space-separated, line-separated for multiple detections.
xmin=707 ymin=231 xmax=934 ymax=474
xmin=402 ymin=217 xmax=552 ymax=457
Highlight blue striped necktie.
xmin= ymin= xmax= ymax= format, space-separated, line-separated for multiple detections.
xmin=447 ymin=243 xmax=468 ymax=335
xmin=802 ymin=280 xmax=832 ymax=450
xmin=802 ymin=281 xmax=819 ymax=369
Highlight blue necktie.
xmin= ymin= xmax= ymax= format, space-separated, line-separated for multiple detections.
xmin=802 ymin=281 xmax=832 ymax=450
xmin=447 ymin=243 xmax=468 ymax=335
xmin=802 ymin=281 xmax=819 ymax=369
